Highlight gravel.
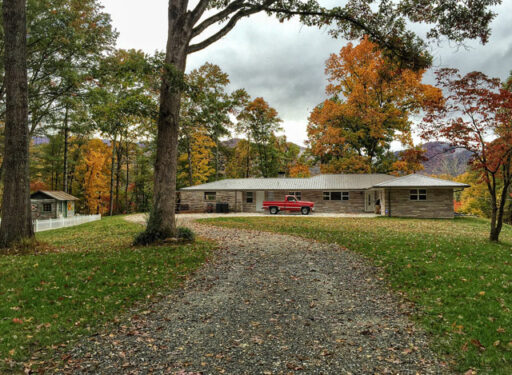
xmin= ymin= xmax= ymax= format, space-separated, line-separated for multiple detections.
xmin=54 ymin=216 xmax=448 ymax=374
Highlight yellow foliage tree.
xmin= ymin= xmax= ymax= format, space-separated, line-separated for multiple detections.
xmin=178 ymin=126 xmax=216 ymax=186
xmin=74 ymin=139 xmax=111 ymax=214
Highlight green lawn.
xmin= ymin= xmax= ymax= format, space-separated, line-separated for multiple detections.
xmin=0 ymin=216 xmax=213 ymax=373
xmin=201 ymin=216 xmax=512 ymax=374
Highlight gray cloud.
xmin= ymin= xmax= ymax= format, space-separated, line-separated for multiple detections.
xmin=103 ymin=0 xmax=512 ymax=146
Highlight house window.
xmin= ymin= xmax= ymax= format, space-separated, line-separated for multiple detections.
xmin=323 ymin=192 xmax=349 ymax=201
xmin=331 ymin=192 xmax=342 ymax=201
xmin=246 ymin=192 xmax=253 ymax=203
xmin=288 ymin=191 xmax=301 ymax=200
xmin=204 ymin=192 xmax=216 ymax=201
xmin=410 ymin=189 xmax=427 ymax=201
xmin=43 ymin=203 xmax=52 ymax=212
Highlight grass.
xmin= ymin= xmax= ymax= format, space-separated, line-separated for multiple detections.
xmin=0 ymin=216 xmax=214 ymax=373
xmin=201 ymin=216 xmax=512 ymax=374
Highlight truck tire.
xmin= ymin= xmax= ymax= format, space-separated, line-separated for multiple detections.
xmin=270 ymin=207 xmax=279 ymax=215
xmin=301 ymin=207 xmax=310 ymax=215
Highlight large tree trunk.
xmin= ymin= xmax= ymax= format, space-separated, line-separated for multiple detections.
xmin=147 ymin=2 xmax=191 ymax=238
xmin=0 ymin=0 xmax=34 ymax=248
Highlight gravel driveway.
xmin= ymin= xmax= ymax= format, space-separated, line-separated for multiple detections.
xmin=56 ymin=215 xmax=447 ymax=374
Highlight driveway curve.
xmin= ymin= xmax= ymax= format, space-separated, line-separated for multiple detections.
xmin=58 ymin=215 xmax=447 ymax=374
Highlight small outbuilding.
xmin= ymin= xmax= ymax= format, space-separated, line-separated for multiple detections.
xmin=30 ymin=190 xmax=79 ymax=220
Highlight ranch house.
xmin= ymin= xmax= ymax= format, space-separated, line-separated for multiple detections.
xmin=178 ymin=174 xmax=470 ymax=219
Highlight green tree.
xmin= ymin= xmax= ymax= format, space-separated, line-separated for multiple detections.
xmin=236 ymin=97 xmax=282 ymax=177
xmin=89 ymin=49 xmax=158 ymax=216
xmin=179 ymin=63 xmax=248 ymax=186
xmin=0 ymin=0 xmax=117 ymax=135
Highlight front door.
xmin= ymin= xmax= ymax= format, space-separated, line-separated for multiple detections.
xmin=365 ymin=191 xmax=375 ymax=212
xmin=255 ymin=191 xmax=265 ymax=212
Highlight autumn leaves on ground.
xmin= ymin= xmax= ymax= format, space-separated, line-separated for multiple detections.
xmin=202 ymin=216 xmax=512 ymax=374
xmin=0 ymin=217 xmax=213 ymax=372
xmin=1 ymin=216 xmax=511 ymax=373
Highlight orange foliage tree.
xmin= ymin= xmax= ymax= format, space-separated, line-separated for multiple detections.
xmin=74 ymin=139 xmax=112 ymax=214
xmin=391 ymin=146 xmax=428 ymax=176
xmin=288 ymin=163 xmax=311 ymax=178
xmin=307 ymin=36 xmax=442 ymax=173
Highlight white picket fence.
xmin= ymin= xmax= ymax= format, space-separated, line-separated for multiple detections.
xmin=33 ymin=215 xmax=101 ymax=232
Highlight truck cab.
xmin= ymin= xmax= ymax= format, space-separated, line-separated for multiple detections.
xmin=262 ymin=195 xmax=315 ymax=215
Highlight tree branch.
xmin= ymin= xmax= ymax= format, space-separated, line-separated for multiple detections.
xmin=191 ymin=0 xmax=246 ymax=38
xmin=188 ymin=7 xmax=262 ymax=54
xmin=189 ymin=0 xmax=210 ymax=26
xmin=261 ymin=5 xmax=424 ymax=68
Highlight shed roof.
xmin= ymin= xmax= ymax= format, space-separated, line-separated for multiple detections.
xmin=31 ymin=190 xmax=80 ymax=201
xmin=372 ymin=174 xmax=470 ymax=188
xmin=181 ymin=174 xmax=396 ymax=191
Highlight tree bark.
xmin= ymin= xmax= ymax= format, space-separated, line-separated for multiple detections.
xmin=115 ymin=135 xmax=122 ymax=214
xmin=0 ymin=0 xmax=34 ymax=248
xmin=62 ymin=105 xmax=69 ymax=193
xmin=125 ymin=138 xmax=129 ymax=213
xmin=489 ymin=199 xmax=498 ymax=242
xmin=215 ymin=140 xmax=220 ymax=180
xmin=148 ymin=1 xmax=191 ymax=237
xmin=187 ymin=137 xmax=193 ymax=186
xmin=490 ymin=181 xmax=511 ymax=242
xmin=109 ymin=136 xmax=116 ymax=216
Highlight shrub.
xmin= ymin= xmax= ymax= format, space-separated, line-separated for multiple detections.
xmin=177 ymin=226 xmax=195 ymax=242
xmin=133 ymin=210 xmax=172 ymax=246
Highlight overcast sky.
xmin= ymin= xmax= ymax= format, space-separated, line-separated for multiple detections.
xmin=101 ymin=1 xmax=512 ymax=147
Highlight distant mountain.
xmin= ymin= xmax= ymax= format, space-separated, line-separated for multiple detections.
xmin=32 ymin=136 xmax=50 ymax=145
xmin=221 ymin=138 xmax=243 ymax=149
xmin=221 ymin=137 xmax=307 ymax=154
xmin=420 ymin=142 xmax=473 ymax=176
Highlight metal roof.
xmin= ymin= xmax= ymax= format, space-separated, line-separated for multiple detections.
xmin=181 ymin=174 xmax=396 ymax=191
xmin=372 ymin=174 xmax=470 ymax=188
xmin=31 ymin=190 xmax=80 ymax=201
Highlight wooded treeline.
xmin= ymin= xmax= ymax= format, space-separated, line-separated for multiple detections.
xmin=0 ymin=0 xmax=314 ymax=217
xmin=0 ymin=0 xmax=508 ymax=246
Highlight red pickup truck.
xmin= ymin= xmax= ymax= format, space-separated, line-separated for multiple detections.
xmin=263 ymin=195 xmax=315 ymax=215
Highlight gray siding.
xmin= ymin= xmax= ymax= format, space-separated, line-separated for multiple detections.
xmin=31 ymin=199 xmax=57 ymax=220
